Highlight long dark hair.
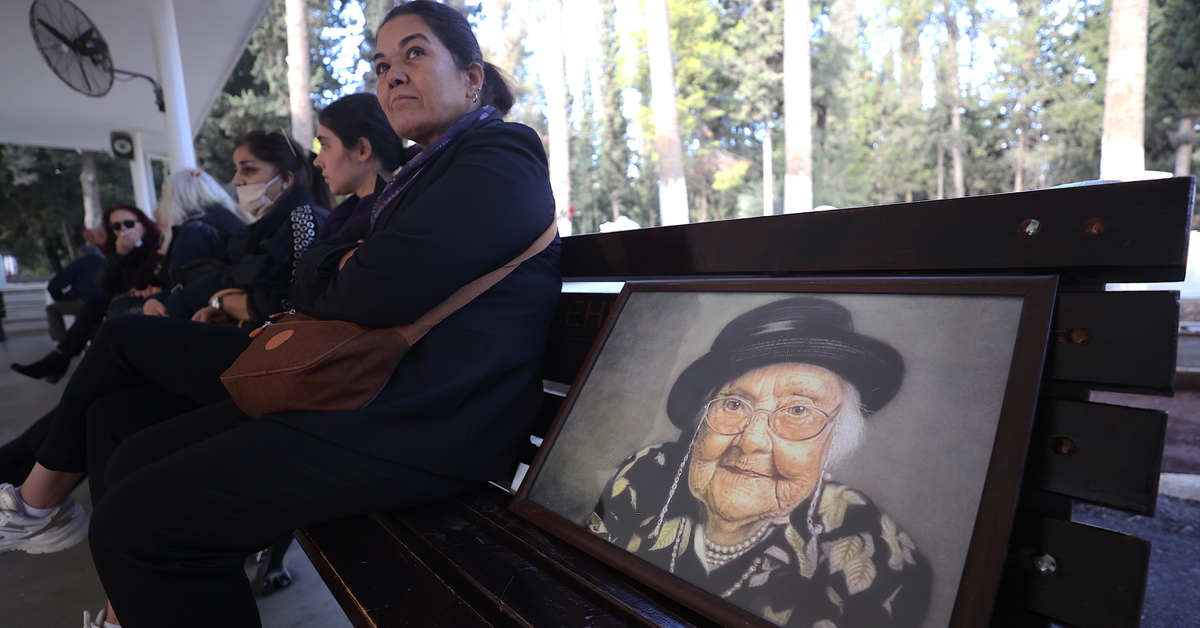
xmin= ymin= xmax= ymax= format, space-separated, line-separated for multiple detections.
xmin=380 ymin=1 xmax=515 ymax=115
xmin=318 ymin=93 xmax=405 ymax=171
xmin=235 ymin=130 xmax=334 ymax=210
xmin=100 ymin=204 xmax=160 ymax=254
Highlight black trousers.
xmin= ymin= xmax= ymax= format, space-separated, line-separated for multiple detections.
xmin=37 ymin=314 xmax=251 ymax=484
xmin=90 ymin=400 xmax=475 ymax=628
xmin=57 ymin=295 xmax=109 ymax=357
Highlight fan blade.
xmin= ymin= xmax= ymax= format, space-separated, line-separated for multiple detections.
xmin=37 ymin=18 xmax=76 ymax=49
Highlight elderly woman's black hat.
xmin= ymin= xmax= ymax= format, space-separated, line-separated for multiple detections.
xmin=666 ymin=297 xmax=904 ymax=429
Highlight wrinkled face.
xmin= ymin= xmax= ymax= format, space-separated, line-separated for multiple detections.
xmin=688 ymin=363 xmax=843 ymax=527
xmin=372 ymin=15 xmax=482 ymax=147
xmin=313 ymin=123 xmax=370 ymax=196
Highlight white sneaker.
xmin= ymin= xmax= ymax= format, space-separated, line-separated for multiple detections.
xmin=82 ymin=608 xmax=106 ymax=628
xmin=0 ymin=483 xmax=89 ymax=554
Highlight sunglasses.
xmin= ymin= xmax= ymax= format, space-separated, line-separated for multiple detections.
xmin=270 ymin=127 xmax=300 ymax=161
xmin=110 ymin=220 xmax=138 ymax=231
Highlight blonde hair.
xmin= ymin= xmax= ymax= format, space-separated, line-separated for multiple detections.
xmin=155 ymin=169 xmax=251 ymax=250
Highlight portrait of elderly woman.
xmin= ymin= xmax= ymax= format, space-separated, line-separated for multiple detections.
xmin=586 ymin=297 xmax=932 ymax=627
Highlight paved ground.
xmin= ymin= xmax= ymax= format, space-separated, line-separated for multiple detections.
xmin=0 ymin=334 xmax=351 ymax=628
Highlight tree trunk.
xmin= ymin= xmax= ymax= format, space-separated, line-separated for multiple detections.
xmin=943 ymin=0 xmax=964 ymax=197
xmin=79 ymin=151 xmax=102 ymax=229
xmin=936 ymin=146 xmax=945 ymax=199
xmin=645 ymin=0 xmax=689 ymax=224
xmin=1176 ymin=117 xmax=1195 ymax=177
xmin=1014 ymin=129 xmax=1025 ymax=192
xmin=1100 ymin=0 xmax=1149 ymax=180
xmin=763 ymin=119 xmax=774 ymax=216
xmin=545 ymin=0 xmax=572 ymax=235
xmin=783 ymin=0 xmax=813 ymax=213
xmin=285 ymin=0 xmax=314 ymax=151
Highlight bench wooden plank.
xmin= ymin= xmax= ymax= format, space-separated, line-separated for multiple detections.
xmin=1023 ymin=398 xmax=1167 ymax=515
xmin=997 ymin=513 xmax=1150 ymax=628
xmin=1045 ymin=291 xmax=1179 ymax=394
xmin=355 ymin=486 xmax=716 ymax=628
xmin=559 ymin=178 xmax=1194 ymax=283
xmin=295 ymin=515 xmax=494 ymax=628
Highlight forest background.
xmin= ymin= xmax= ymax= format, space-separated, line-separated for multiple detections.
xmin=1 ymin=0 xmax=1198 ymax=274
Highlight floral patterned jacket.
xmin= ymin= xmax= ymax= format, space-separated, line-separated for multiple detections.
xmin=588 ymin=441 xmax=932 ymax=628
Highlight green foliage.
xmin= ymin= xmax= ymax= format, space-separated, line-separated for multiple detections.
xmin=1145 ymin=0 xmax=1200 ymax=172
xmin=0 ymin=148 xmax=135 ymax=275
xmin=194 ymin=0 xmax=354 ymax=183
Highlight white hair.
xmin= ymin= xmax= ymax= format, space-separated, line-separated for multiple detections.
xmin=155 ymin=169 xmax=249 ymax=250
xmin=825 ymin=381 xmax=867 ymax=468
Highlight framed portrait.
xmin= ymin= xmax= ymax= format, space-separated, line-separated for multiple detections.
xmin=511 ymin=277 xmax=1058 ymax=628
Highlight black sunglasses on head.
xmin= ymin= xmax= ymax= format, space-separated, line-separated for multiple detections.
xmin=110 ymin=220 xmax=138 ymax=231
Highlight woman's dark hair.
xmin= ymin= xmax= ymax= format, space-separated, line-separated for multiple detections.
xmin=318 ymin=93 xmax=405 ymax=171
xmin=380 ymin=1 xmax=515 ymax=115
xmin=101 ymin=204 xmax=161 ymax=254
xmin=235 ymin=129 xmax=334 ymax=210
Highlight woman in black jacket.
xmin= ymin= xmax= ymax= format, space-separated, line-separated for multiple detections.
xmin=10 ymin=205 xmax=161 ymax=383
xmin=80 ymin=5 xmax=557 ymax=624
xmin=0 ymin=95 xmax=412 ymax=563
xmin=152 ymin=131 xmax=332 ymax=324
xmin=141 ymin=168 xmax=250 ymax=309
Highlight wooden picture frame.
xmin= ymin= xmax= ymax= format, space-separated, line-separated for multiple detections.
xmin=511 ymin=277 xmax=1058 ymax=628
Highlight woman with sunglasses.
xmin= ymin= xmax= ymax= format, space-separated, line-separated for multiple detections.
xmin=11 ymin=205 xmax=162 ymax=383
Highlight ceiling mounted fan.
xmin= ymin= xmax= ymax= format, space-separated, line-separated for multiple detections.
xmin=29 ymin=0 xmax=165 ymax=112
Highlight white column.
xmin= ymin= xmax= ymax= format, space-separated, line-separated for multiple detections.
xmin=129 ymin=131 xmax=158 ymax=213
xmin=783 ymin=0 xmax=813 ymax=214
xmin=147 ymin=0 xmax=196 ymax=171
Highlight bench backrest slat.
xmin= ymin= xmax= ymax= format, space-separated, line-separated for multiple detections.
xmin=1024 ymin=399 xmax=1167 ymax=515
xmin=560 ymin=178 xmax=1194 ymax=283
xmin=999 ymin=512 xmax=1149 ymax=628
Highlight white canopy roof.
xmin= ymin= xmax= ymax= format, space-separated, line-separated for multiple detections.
xmin=0 ymin=0 xmax=271 ymax=155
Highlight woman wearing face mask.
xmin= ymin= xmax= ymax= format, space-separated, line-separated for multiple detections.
xmin=152 ymin=130 xmax=332 ymax=324
xmin=11 ymin=205 xmax=162 ymax=383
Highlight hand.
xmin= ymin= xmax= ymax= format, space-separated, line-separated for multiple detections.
xmin=130 ymin=286 xmax=162 ymax=299
xmin=192 ymin=306 xmax=230 ymax=324
xmin=143 ymin=299 xmax=169 ymax=317
xmin=337 ymin=240 xmax=364 ymax=271
xmin=114 ymin=223 xmax=145 ymax=255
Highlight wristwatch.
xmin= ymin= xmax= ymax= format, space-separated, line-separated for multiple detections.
xmin=209 ymin=289 xmax=243 ymax=313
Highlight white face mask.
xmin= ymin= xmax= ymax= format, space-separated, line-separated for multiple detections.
xmin=236 ymin=175 xmax=283 ymax=217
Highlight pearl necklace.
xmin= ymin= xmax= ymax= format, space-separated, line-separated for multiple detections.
xmin=703 ymin=521 xmax=776 ymax=568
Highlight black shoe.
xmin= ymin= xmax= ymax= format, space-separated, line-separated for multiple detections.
xmin=10 ymin=351 xmax=71 ymax=383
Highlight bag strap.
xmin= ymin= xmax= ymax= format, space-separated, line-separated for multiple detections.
xmin=394 ymin=221 xmax=558 ymax=345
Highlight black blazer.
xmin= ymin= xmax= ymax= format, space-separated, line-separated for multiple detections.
xmin=280 ymin=116 xmax=562 ymax=481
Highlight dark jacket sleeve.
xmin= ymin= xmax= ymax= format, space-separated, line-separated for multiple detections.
xmin=167 ymin=221 xmax=225 ymax=272
xmin=47 ymin=261 xmax=79 ymax=300
xmin=94 ymin=245 xmax=153 ymax=294
xmin=303 ymin=124 xmax=553 ymax=329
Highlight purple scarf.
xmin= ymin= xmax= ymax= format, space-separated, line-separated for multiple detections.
xmin=369 ymin=106 xmax=496 ymax=228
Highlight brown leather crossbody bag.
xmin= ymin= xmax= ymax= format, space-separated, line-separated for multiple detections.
xmin=220 ymin=223 xmax=557 ymax=419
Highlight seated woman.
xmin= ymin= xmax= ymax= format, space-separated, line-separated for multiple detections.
xmin=11 ymin=205 xmax=162 ymax=383
xmin=81 ymin=4 xmax=558 ymax=624
xmin=133 ymin=168 xmax=251 ymax=307
xmin=0 ymin=92 xmax=397 ymax=506
xmin=1 ymin=32 xmax=556 ymax=621
xmin=0 ymin=169 xmax=246 ymax=486
xmin=313 ymin=91 xmax=409 ymax=242
xmin=148 ymin=130 xmax=332 ymax=324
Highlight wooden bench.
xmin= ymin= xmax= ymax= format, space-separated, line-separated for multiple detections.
xmin=296 ymin=176 xmax=1195 ymax=628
